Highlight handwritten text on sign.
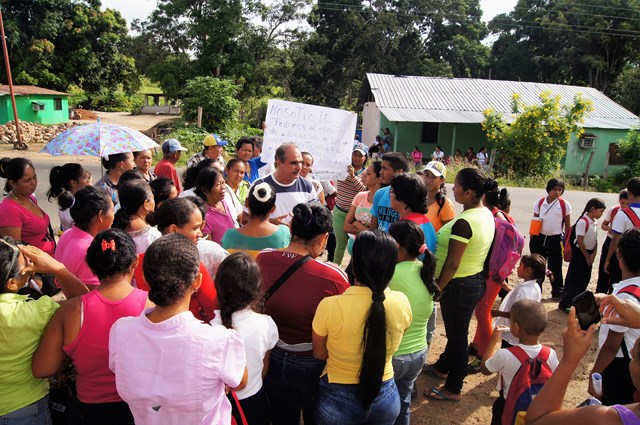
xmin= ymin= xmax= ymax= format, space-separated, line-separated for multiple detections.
xmin=263 ymin=99 xmax=357 ymax=180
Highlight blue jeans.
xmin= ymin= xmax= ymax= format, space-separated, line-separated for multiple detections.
xmin=265 ymin=348 xmax=325 ymax=425
xmin=315 ymin=376 xmax=400 ymax=425
xmin=393 ymin=348 xmax=427 ymax=425
xmin=433 ymin=273 xmax=485 ymax=394
xmin=0 ymin=395 xmax=51 ymax=425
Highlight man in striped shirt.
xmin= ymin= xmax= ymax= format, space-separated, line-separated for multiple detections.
xmin=332 ymin=144 xmax=368 ymax=265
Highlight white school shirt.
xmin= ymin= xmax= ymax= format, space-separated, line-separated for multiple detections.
xmin=533 ymin=197 xmax=572 ymax=236
xmin=603 ymin=206 xmax=620 ymax=239
xmin=611 ymin=204 xmax=640 ymax=235
xmin=494 ymin=280 xmax=542 ymax=346
xmin=576 ymin=215 xmax=598 ymax=250
xmin=485 ymin=343 xmax=559 ymax=396
xmin=212 ymin=309 xmax=279 ymax=400
xmin=197 ymin=239 xmax=229 ymax=280
xmin=599 ymin=277 xmax=640 ymax=358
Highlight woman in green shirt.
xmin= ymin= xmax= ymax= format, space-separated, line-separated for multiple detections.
xmin=388 ymin=220 xmax=439 ymax=425
xmin=425 ymin=168 xmax=495 ymax=402
xmin=0 ymin=239 xmax=88 ymax=423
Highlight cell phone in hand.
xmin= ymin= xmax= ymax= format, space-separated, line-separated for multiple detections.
xmin=572 ymin=290 xmax=601 ymax=330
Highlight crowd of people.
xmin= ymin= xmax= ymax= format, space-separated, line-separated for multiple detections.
xmin=0 ymin=132 xmax=639 ymax=425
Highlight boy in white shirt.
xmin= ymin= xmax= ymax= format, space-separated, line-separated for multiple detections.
xmin=481 ymin=300 xmax=559 ymax=425
xmin=590 ymin=228 xmax=640 ymax=406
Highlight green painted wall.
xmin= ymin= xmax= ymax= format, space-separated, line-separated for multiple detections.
xmin=563 ymin=128 xmax=628 ymax=177
xmin=379 ymin=111 xmax=629 ymax=177
xmin=380 ymin=113 xmax=490 ymax=158
xmin=0 ymin=95 xmax=69 ymax=125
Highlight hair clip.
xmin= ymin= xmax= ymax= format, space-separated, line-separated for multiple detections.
xmin=101 ymin=240 xmax=116 ymax=252
xmin=418 ymin=244 xmax=428 ymax=254
xmin=252 ymin=182 xmax=273 ymax=202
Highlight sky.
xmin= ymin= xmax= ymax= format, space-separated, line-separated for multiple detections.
xmin=101 ymin=0 xmax=520 ymax=28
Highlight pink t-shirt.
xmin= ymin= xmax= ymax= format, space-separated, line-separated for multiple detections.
xmin=203 ymin=200 xmax=237 ymax=245
xmin=55 ymin=226 xmax=99 ymax=287
xmin=153 ymin=159 xmax=181 ymax=193
xmin=63 ymin=289 xmax=148 ymax=403
xmin=0 ymin=196 xmax=55 ymax=255
xmin=109 ymin=310 xmax=246 ymax=425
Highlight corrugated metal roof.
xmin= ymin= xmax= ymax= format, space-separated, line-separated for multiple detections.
xmin=0 ymin=85 xmax=68 ymax=96
xmin=367 ymin=73 xmax=639 ymax=129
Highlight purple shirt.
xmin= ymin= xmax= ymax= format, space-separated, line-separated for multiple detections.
xmin=109 ymin=309 xmax=246 ymax=425
xmin=203 ymin=200 xmax=237 ymax=245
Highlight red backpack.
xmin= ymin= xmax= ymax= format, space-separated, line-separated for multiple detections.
xmin=563 ymin=216 xmax=589 ymax=263
xmin=501 ymin=346 xmax=553 ymax=425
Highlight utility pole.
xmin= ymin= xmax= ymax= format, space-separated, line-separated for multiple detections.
xmin=0 ymin=6 xmax=26 ymax=150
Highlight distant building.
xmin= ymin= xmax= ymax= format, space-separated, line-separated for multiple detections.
xmin=362 ymin=73 xmax=640 ymax=177
xmin=141 ymin=93 xmax=181 ymax=115
xmin=0 ymin=85 xmax=69 ymax=125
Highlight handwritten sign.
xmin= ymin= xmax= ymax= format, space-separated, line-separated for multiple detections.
xmin=263 ymin=99 xmax=357 ymax=180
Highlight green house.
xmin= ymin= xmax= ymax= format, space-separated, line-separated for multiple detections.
xmin=0 ymin=85 xmax=69 ymax=125
xmin=361 ymin=74 xmax=640 ymax=178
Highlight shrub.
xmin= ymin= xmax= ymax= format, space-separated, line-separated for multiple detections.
xmin=482 ymin=92 xmax=593 ymax=178
xmin=181 ymin=77 xmax=241 ymax=131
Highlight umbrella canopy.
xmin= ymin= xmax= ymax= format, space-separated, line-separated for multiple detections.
xmin=41 ymin=123 xmax=159 ymax=157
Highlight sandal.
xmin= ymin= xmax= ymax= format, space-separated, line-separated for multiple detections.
xmin=424 ymin=387 xmax=461 ymax=403
xmin=421 ymin=364 xmax=448 ymax=379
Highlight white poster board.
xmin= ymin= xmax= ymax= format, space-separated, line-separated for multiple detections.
xmin=262 ymin=99 xmax=357 ymax=180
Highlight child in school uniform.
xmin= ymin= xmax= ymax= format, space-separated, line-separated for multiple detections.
xmin=597 ymin=189 xmax=629 ymax=294
xmin=481 ymin=299 xmax=559 ymax=425
xmin=558 ymin=198 xmax=606 ymax=312
xmin=490 ymin=254 xmax=547 ymax=348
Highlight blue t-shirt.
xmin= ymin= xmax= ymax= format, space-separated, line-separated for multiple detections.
xmin=403 ymin=213 xmax=437 ymax=255
xmin=245 ymin=157 xmax=267 ymax=183
xmin=371 ymin=186 xmax=399 ymax=232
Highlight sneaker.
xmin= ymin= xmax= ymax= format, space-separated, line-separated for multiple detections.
xmin=467 ymin=357 xmax=482 ymax=374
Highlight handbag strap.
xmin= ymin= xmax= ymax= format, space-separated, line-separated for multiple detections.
xmin=264 ymin=255 xmax=311 ymax=303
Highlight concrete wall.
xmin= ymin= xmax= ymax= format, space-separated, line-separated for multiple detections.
xmin=0 ymin=95 xmax=69 ymax=125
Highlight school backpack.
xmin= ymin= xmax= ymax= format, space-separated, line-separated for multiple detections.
xmin=536 ymin=197 xmax=567 ymax=220
xmin=563 ymin=216 xmax=589 ymax=263
xmin=485 ymin=218 xmax=526 ymax=284
xmin=501 ymin=346 xmax=553 ymax=425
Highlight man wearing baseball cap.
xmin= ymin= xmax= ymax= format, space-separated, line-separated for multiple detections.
xmin=154 ymin=138 xmax=187 ymax=193
xmin=187 ymin=133 xmax=228 ymax=169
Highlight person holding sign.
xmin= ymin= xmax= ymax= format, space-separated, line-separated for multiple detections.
xmin=244 ymin=143 xmax=318 ymax=225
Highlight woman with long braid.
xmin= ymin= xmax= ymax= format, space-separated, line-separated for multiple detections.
xmin=312 ymin=230 xmax=412 ymax=424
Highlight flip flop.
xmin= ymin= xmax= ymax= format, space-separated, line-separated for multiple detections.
xmin=421 ymin=364 xmax=448 ymax=379
xmin=424 ymin=387 xmax=461 ymax=403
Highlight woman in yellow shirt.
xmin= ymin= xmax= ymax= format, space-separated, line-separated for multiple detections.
xmin=312 ymin=230 xmax=412 ymax=424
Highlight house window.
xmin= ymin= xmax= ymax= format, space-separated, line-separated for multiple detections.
xmin=421 ymin=122 xmax=439 ymax=144
xmin=31 ymin=102 xmax=45 ymax=111
xmin=608 ymin=143 xmax=627 ymax=166
xmin=54 ymin=98 xmax=63 ymax=111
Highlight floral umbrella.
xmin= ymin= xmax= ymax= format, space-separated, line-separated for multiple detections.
xmin=41 ymin=122 xmax=159 ymax=157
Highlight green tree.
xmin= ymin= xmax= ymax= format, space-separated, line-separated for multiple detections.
xmin=181 ymin=77 xmax=241 ymax=131
xmin=611 ymin=66 xmax=640 ymax=115
xmin=616 ymin=127 xmax=640 ymax=180
xmin=1 ymin=0 xmax=140 ymax=94
xmin=482 ymin=91 xmax=593 ymax=177
xmin=489 ymin=0 xmax=640 ymax=94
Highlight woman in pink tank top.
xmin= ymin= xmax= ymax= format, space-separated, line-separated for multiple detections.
xmin=33 ymin=229 xmax=151 ymax=425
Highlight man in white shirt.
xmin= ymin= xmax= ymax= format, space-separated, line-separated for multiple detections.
xmin=244 ymin=143 xmax=318 ymax=225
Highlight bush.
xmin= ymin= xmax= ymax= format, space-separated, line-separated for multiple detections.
xmin=181 ymin=77 xmax=241 ymax=131
xmin=482 ymin=92 xmax=593 ymax=179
